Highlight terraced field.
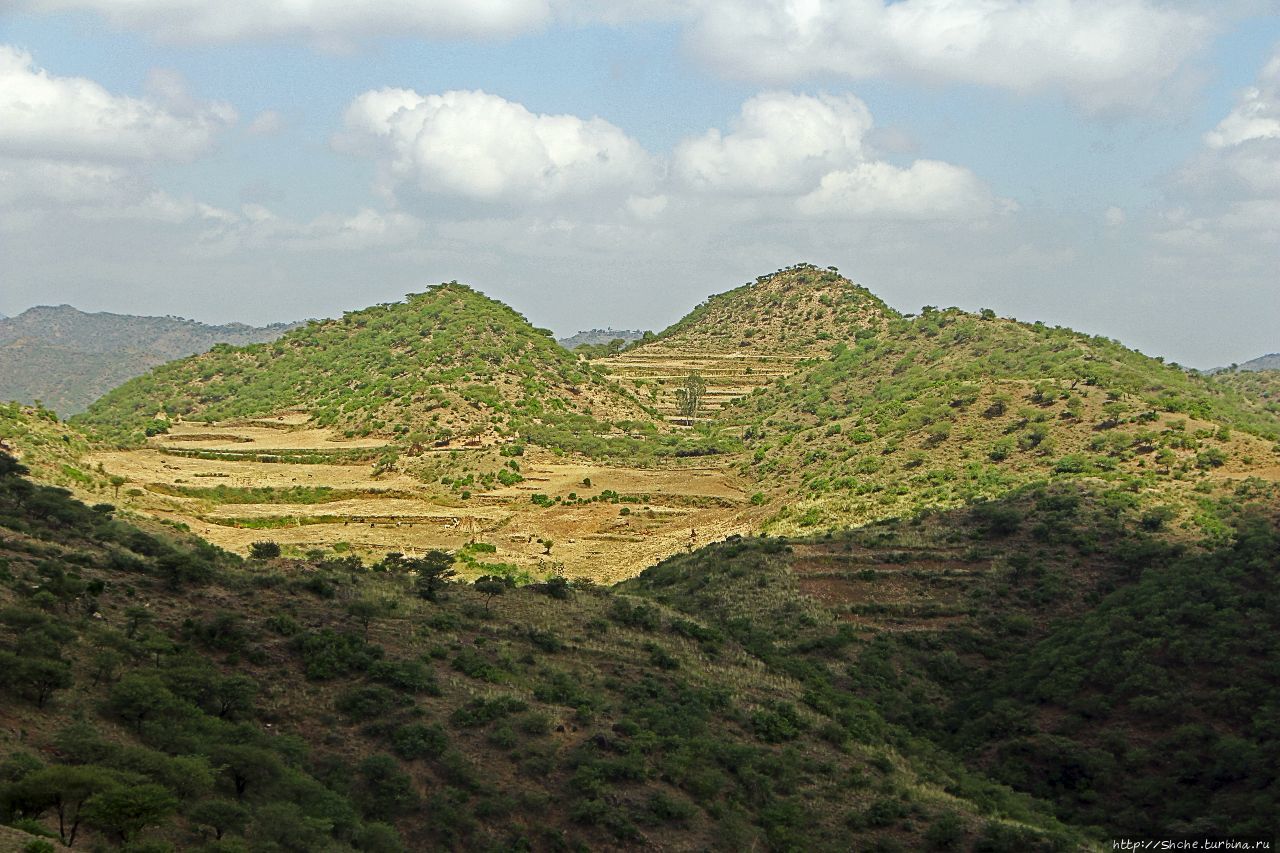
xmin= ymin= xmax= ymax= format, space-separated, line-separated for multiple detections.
xmin=599 ymin=348 xmax=805 ymax=423
xmin=597 ymin=264 xmax=894 ymax=424
xmin=790 ymin=540 xmax=986 ymax=633
xmin=88 ymin=416 xmax=763 ymax=582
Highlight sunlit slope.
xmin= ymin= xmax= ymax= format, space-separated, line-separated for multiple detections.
xmin=0 ymin=401 xmax=107 ymax=494
xmin=77 ymin=284 xmax=657 ymax=454
xmin=726 ymin=307 xmax=1280 ymax=532
xmin=1211 ymin=368 xmax=1280 ymax=417
xmin=601 ymin=263 xmax=896 ymax=422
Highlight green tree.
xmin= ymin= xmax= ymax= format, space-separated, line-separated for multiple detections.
xmin=210 ymin=674 xmax=258 ymax=720
xmin=123 ymin=605 xmax=152 ymax=639
xmin=411 ymin=550 xmax=456 ymax=602
xmin=8 ymin=764 xmax=119 ymax=846
xmin=247 ymin=801 xmax=332 ymax=851
xmin=0 ymin=652 xmax=72 ymax=709
xmin=207 ymin=743 xmax=282 ymax=801
xmin=473 ymin=575 xmax=510 ymax=612
xmin=347 ymin=597 xmax=394 ymax=639
xmin=188 ymin=798 xmax=250 ymax=840
xmin=83 ymin=783 xmax=177 ymax=843
xmin=105 ymin=673 xmax=177 ymax=733
xmin=675 ymin=373 xmax=707 ymax=425
xmin=353 ymin=755 xmax=418 ymax=821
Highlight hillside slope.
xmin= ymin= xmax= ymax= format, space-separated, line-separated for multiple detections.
xmin=0 ymin=452 xmax=1087 ymax=852
xmin=1212 ymin=369 xmax=1280 ymax=416
xmin=77 ymin=285 xmax=691 ymax=460
xmin=0 ymin=306 xmax=294 ymax=415
xmin=601 ymin=264 xmax=895 ymax=422
xmin=623 ymin=479 xmax=1280 ymax=840
xmin=725 ymin=306 xmax=1280 ymax=533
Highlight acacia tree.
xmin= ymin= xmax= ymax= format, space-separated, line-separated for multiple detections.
xmin=473 ymin=575 xmax=510 ymax=611
xmin=675 ymin=373 xmax=707 ymax=425
xmin=83 ymin=783 xmax=177 ymax=843
xmin=8 ymin=765 xmax=118 ymax=846
xmin=412 ymin=550 xmax=456 ymax=602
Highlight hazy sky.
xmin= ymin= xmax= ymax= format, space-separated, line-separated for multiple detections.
xmin=1 ymin=1 xmax=1277 ymax=368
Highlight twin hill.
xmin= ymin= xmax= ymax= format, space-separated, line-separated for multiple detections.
xmin=54 ymin=265 xmax=1280 ymax=572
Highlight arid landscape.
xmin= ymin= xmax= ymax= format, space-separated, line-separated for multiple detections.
xmin=92 ymin=416 xmax=761 ymax=583
xmin=3 ymin=6 xmax=1280 ymax=847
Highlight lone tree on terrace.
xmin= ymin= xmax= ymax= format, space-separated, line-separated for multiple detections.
xmin=675 ymin=372 xmax=707 ymax=426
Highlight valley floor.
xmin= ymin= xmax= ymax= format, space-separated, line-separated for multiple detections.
xmin=89 ymin=418 xmax=764 ymax=583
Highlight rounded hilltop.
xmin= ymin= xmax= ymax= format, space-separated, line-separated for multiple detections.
xmin=599 ymin=263 xmax=897 ymax=425
xmin=75 ymin=282 xmax=652 ymax=450
xmin=641 ymin=262 xmax=896 ymax=358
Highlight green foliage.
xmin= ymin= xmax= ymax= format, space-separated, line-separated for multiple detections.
xmin=412 ymin=550 xmax=457 ymax=602
xmin=73 ymin=284 xmax=711 ymax=461
xmin=248 ymin=541 xmax=280 ymax=560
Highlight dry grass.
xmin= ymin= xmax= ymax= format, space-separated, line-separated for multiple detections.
xmin=89 ymin=422 xmax=767 ymax=582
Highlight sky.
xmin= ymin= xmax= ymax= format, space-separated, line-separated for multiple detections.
xmin=0 ymin=1 xmax=1278 ymax=369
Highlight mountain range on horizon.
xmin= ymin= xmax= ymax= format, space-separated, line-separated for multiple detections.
xmin=0 ymin=305 xmax=298 ymax=416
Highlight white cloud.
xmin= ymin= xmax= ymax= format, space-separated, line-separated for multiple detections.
xmin=675 ymin=91 xmax=999 ymax=220
xmin=674 ymin=92 xmax=872 ymax=194
xmin=795 ymin=159 xmax=996 ymax=220
xmin=0 ymin=157 xmax=139 ymax=206
xmin=1105 ymin=206 xmax=1126 ymax=227
xmin=684 ymin=0 xmax=1211 ymax=112
xmin=338 ymin=88 xmax=656 ymax=203
xmin=0 ymin=45 xmax=235 ymax=162
xmin=626 ymin=194 xmax=668 ymax=219
xmin=1185 ymin=50 xmax=1280 ymax=198
xmin=1149 ymin=48 xmax=1280 ymax=320
xmin=246 ymin=110 xmax=286 ymax=136
xmin=7 ymin=1 xmax=1217 ymax=113
xmin=21 ymin=0 xmax=552 ymax=44
xmin=1205 ymin=53 xmax=1280 ymax=149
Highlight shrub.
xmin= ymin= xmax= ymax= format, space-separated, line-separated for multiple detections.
xmin=248 ymin=541 xmax=280 ymax=560
xmin=292 ymin=630 xmax=382 ymax=680
xmin=335 ymin=686 xmax=410 ymax=721
xmin=608 ymin=598 xmax=660 ymax=631
xmin=391 ymin=724 xmax=449 ymax=760
xmin=450 ymin=696 xmax=527 ymax=728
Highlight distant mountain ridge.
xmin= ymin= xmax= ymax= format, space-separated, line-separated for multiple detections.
xmin=0 ymin=304 xmax=296 ymax=358
xmin=1235 ymin=353 xmax=1280 ymax=372
xmin=0 ymin=305 xmax=297 ymax=415
xmin=557 ymin=328 xmax=647 ymax=350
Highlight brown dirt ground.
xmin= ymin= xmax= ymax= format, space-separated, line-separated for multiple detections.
xmin=88 ymin=424 xmax=767 ymax=583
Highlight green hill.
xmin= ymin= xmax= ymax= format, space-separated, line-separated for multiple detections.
xmin=1216 ymin=353 xmax=1280 ymax=373
xmin=0 ymin=401 xmax=107 ymax=495
xmin=724 ymin=305 xmax=1280 ymax=533
xmin=623 ymin=479 xmax=1280 ymax=840
xmin=75 ymin=285 xmax=724 ymax=461
xmin=640 ymin=263 xmax=896 ymax=357
xmin=601 ymin=264 xmax=895 ymax=422
xmin=1211 ymin=369 xmax=1280 ymax=416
